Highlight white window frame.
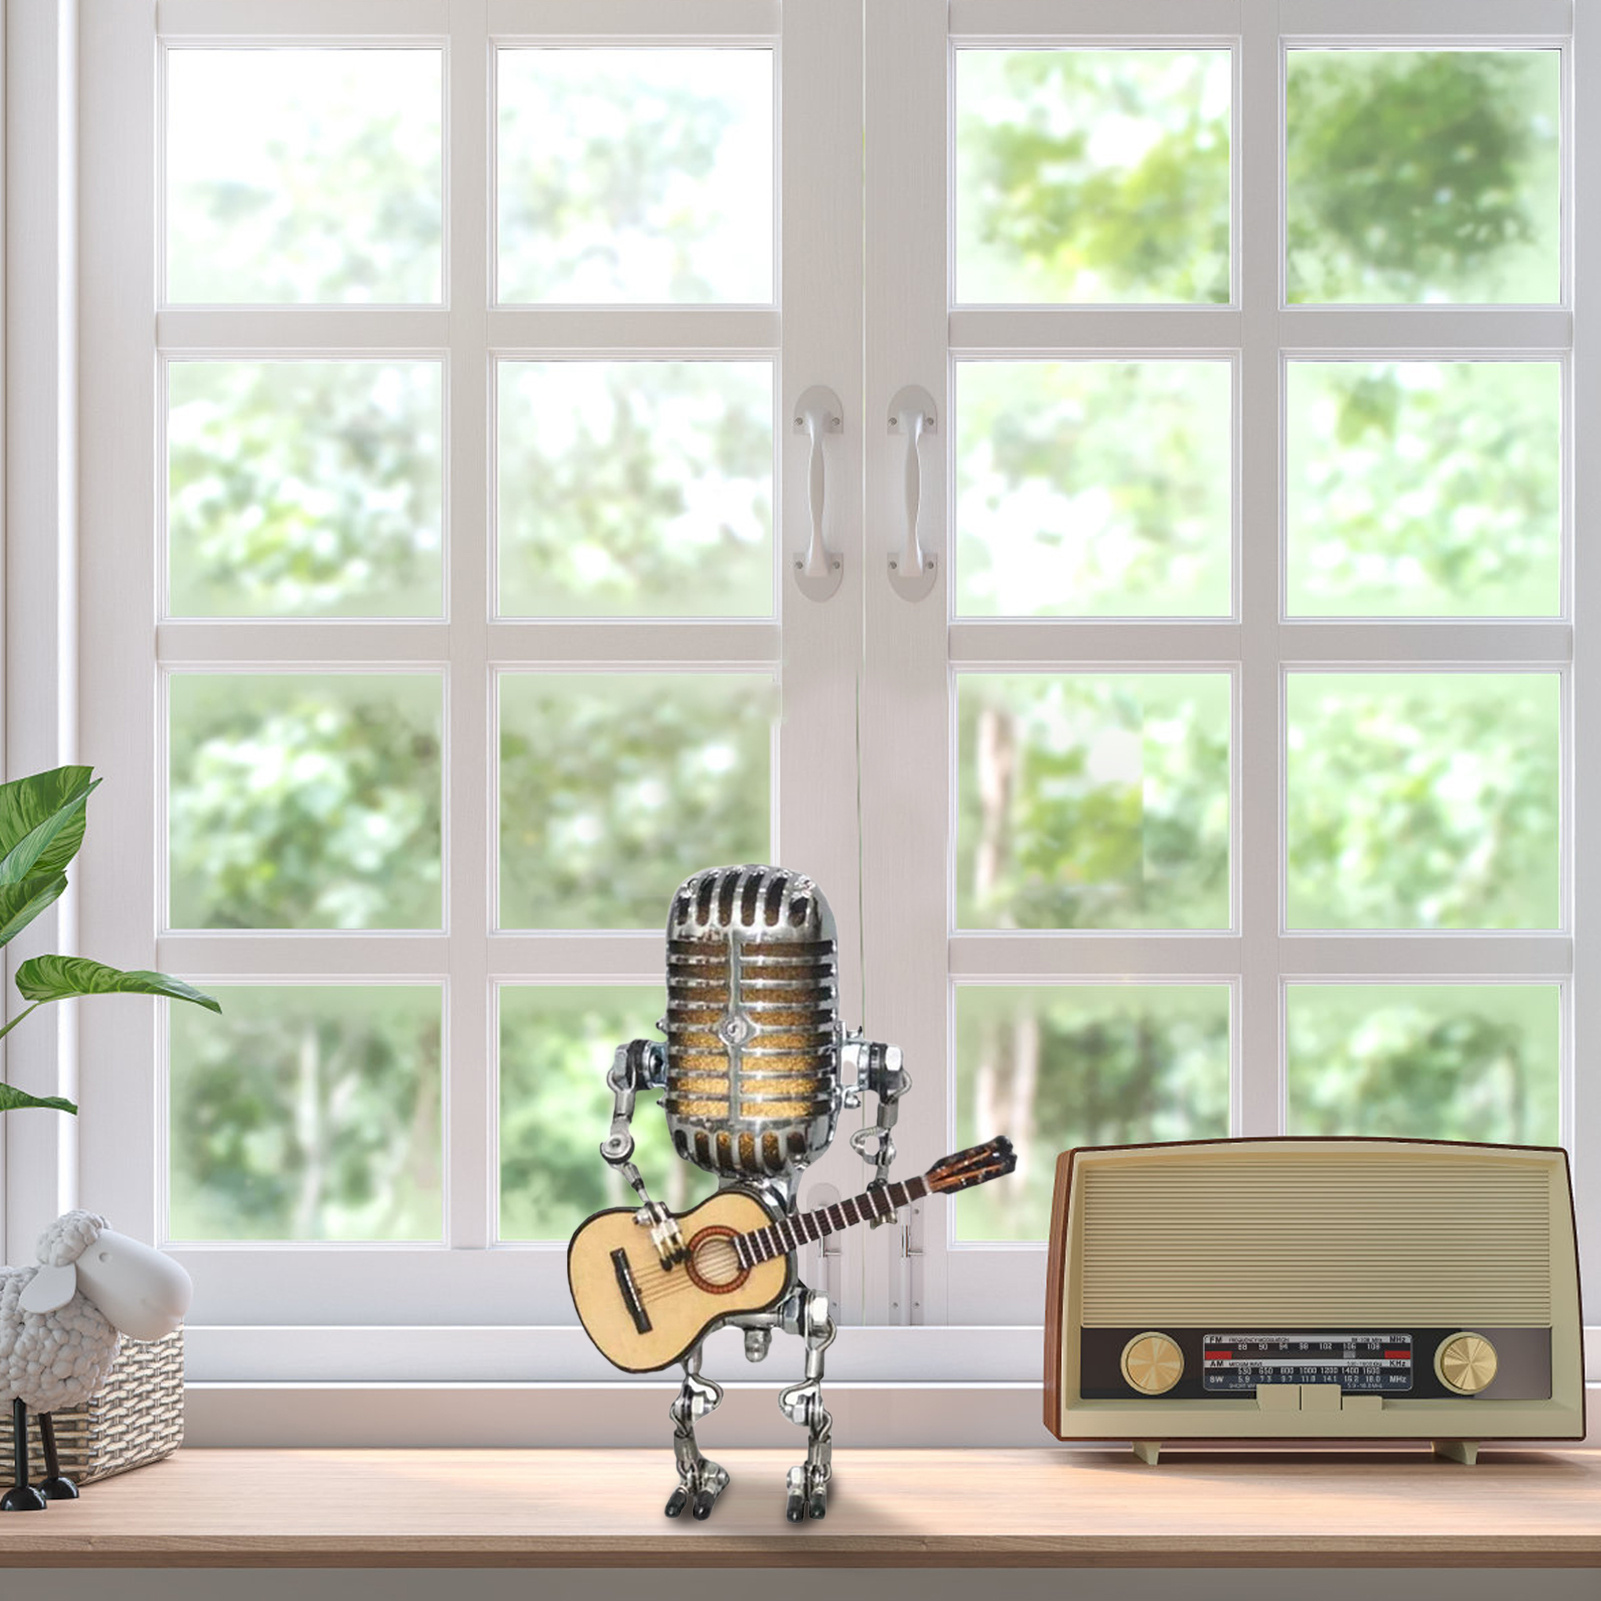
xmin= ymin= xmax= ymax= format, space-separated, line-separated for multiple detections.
xmin=0 ymin=0 xmax=1591 ymax=1442
xmin=60 ymin=0 xmax=869 ymax=1395
xmin=861 ymin=0 xmax=1597 ymax=1382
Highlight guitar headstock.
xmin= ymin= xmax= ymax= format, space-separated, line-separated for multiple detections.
xmin=924 ymin=1136 xmax=1017 ymax=1194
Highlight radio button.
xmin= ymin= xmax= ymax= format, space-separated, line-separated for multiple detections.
xmin=1435 ymin=1333 xmax=1498 ymax=1395
xmin=1121 ymin=1333 xmax=1184 ymax=1396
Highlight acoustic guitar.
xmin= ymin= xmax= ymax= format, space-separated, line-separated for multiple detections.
xmin=568 ymin=1136 xmax=1016 ymax=1372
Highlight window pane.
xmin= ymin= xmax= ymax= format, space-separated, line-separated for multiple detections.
xmin=1286 ymin=673 xmax=1559 ymax=929
xmin=1286 ymin=50 xmax=1559 ymax=305
xmin=957 ymin=674 xmax=1231 ymax=930
xmin=955 ymin=985 xmax=1230 ymax=1241
xmin=497 ymin=362 xmax=772 ymax=617
xmin=169 ymin=674 xmax=443 ymax=930
xmin=499 ymin=985 xmax=715 ymax=1242
xmin=1286 ymin=362 xmax=1560 ymax=617
xmin=499 ymin=673 xmax=773 ymax=929
xmin=957 ymin=361 xmax=1230 ymax=617
xmin=956 ymin=49 xmax=1231 ymax=304
xmin=169 ymin=985 xmax=442 ymax=1242
xmin=1287 ymin=984 xmax=1559 ymax=1144
xmin=168 ymin=362 xmax=443 ymax=618
xmin=497 ymin=49 xmax=773 ymax=304
xmin=166 ymin=49 xmax=442 ymax=304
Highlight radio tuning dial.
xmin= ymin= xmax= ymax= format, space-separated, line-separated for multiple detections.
xmin=1435 ymin=1332 xmax=1498 ymax=1395
xmin=1121 ymin=1332 xmax=1184 ymax=1396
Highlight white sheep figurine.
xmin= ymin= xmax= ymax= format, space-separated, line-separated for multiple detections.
xmin=0 ymin=1209 xmax=192 ymax=1511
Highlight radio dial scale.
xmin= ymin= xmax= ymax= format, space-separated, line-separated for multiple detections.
xmin=1201 ymin=1333 xmax=1413 ymax=1394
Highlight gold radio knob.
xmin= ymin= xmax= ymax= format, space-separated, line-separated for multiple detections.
xmin=1121 ymin=1332 xmax=1184 ymax=1396
xmin=1436 ymin=1333 xmax=1498 ymax=1395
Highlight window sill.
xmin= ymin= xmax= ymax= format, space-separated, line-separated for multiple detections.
xmin=1 ymin=1447 xmax=1596 ymax=1568
xmin=180 ymin=1378 xmax=1601 ymax=1451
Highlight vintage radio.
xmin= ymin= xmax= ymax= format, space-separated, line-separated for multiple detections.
xmin=1044 ymin=1138 xmax=1585 ymax=1464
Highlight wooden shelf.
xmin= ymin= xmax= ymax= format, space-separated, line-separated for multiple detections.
xmin=1 ymin=1447 xmax=1598 ymax=1568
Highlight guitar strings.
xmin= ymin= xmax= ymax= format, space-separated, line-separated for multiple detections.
xmin=606 ymin=1164 xmax=1001 ymax=1313
xmin=627 ymin=1239 xmax=748 ymax=1305
xmin=622 ymin=1186 xmax=984 ymax=1305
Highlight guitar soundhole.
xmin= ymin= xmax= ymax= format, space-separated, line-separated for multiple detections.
xmin=686 ymin=1226 xmax=749 ymax=1295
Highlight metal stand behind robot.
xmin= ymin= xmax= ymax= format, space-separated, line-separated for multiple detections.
xmin=600 ymin=864 xmax=909 ymax=1522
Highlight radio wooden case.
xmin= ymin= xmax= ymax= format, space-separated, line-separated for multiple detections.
xmin=1043 ymin=1138 xmax=1585 ymax=1462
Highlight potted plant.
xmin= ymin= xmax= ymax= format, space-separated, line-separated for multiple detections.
xmin=0 ymin=764 xmax=218 ymax=1485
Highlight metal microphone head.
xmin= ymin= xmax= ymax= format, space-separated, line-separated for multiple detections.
xmin=662 ymin=865 xmax=840 ymax=1180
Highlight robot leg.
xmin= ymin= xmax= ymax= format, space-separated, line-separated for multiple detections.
xmin=665 ymin=1344 xmax=730 ymax=1521
xmin=778 ymin=1284 xmax=836 ymax=1522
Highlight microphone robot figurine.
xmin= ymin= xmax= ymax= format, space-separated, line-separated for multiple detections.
xmin=567 ymin=864 xmax=1015 ymax=1523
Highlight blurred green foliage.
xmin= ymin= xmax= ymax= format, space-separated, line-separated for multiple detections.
xmin=498 ymin=362 xmax=772 ymax=617
xmin=169 ymin=986 xmax=441 ymax=1241
xmin=499 ymin=986 xmax=716 ymax=1242
xmin=499 ymin=673 xmax=772 ymax=930
xmin=958 ymin=50 xmax=1231 ymax=303
xmin=1286 ymin=362 xmax=1560 ymax=616
xmin=497 ymin=49 xmax=772 ymax=303
xmin=955 ymin=986 xmax=1230 ymax=1241
xmin=1286 ymin=51 xmax=1559 ymax=304
xmin=1286 ymin=985 xmax=1559 ymax=1145
xmin=958 ymin=675 xmax=1231 ymax=931
xmin=959 ymin=48 xmax=1558 ymax=306
xmin=167 ymin=49 xmax=442 ymax=303
xmin=169 ymin=675 xmax=443 ymax=930
xmin=168 ymin=362 xmax=444 ymax=618
xmin=957 ymin=362 xmax=1231 ymax=617
xmin=1286 ymin=675 xmax=1559 ymax=930
xmin=167 ymin=44 xmax=1565 ymax=1245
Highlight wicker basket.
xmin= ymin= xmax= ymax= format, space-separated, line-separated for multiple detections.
xmin=0 ymin=1329 xmax=184 ymax=1485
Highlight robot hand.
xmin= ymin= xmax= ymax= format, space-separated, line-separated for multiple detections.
xmin=601 ymin=1040 xmax=686 ymax=1269
xmin=636 ymin=1198 xmax=688 ymax=1270
xmin=842 ymin=1038 xmax=911 ymax=1219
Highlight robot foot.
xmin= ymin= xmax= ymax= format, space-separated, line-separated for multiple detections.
xmin=665 ymin=1460 xmax=729 ymax=1521
xmin=784 ymin=1463 xmax=828 ymax=1522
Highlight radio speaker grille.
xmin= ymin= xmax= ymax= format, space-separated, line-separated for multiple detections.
xmin=1079 ymin=1153 xmax=1552 ymax=1326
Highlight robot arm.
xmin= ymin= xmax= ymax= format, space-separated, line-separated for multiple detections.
xmin=601 ymin=1038 xmax=688 ymax=1268
xmin=840 ymin=1036 xmax=912 ymax=1220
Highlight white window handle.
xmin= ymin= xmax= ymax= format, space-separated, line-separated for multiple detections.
xmin=791 ymin=385 xmax=844 ymax=600
xmin=887 ymin=385 xmax=938 ymax=601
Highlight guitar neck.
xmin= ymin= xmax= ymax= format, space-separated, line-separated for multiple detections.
xmin=737 ymin=1175 xmax=931 ymax=1268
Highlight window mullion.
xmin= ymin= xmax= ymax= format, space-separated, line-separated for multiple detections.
xmin=1278 ymin=936 xmax=1573 ymax=979
xmin=1237 ymin=0 xmax=1287 ymax=1137
xmin=445 ymin=0 xmax=493 ymax=1251
xmin=766 ymin=0 xmax=874 ymax=1322
xmin=1568 ymin=0 xmax=1599 ymax=1301
xmin=156 ymin=309 xmax=449 ymax=349
xmin=1279 ymin=308 xmax=1571 ymax=350
xmin=157 ymin=935 xmax=455 ymax=979
xmin=157 ymin=0 xmax=449 ymax=36
xmin=156 ymin=623 xmax=452 ymax=665
xmin=484 ymin=307 xmax=779 ymax=351
xmin=858 ymin=0 xmax=954 ymax=1327
xmin=77 ymin=0 xmax=162 ymax=1247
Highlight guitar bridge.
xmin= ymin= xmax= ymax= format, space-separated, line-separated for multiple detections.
xmin=611 ymin=1248 xmax=652 ymax=1335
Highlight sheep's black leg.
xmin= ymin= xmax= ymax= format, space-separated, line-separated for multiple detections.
xmin=2 ymin=1399 xmax=48 ymax=1511
xmin=35 ymin=1413 xmax=77 ymax=1500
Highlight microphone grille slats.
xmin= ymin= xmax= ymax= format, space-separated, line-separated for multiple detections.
xmin=662 ymin=866 xmax=841 ymax=1178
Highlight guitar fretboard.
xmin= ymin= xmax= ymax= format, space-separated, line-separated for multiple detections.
xmin=735 ymin=1175 xmax=931 ymax=1268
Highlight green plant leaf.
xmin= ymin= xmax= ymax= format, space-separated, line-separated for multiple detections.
xmin=15 ymin=954 xmax=222 ymax=1013
xmin=0 ymin=874 xmax=69 ymax=948
xmin=0 ymin=767 xmax=96 ymax=878
xmin=0 ymin=780 xmax=101 ymax=887
xmin=0 ymin=1084 xmax=77 ymax=1115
